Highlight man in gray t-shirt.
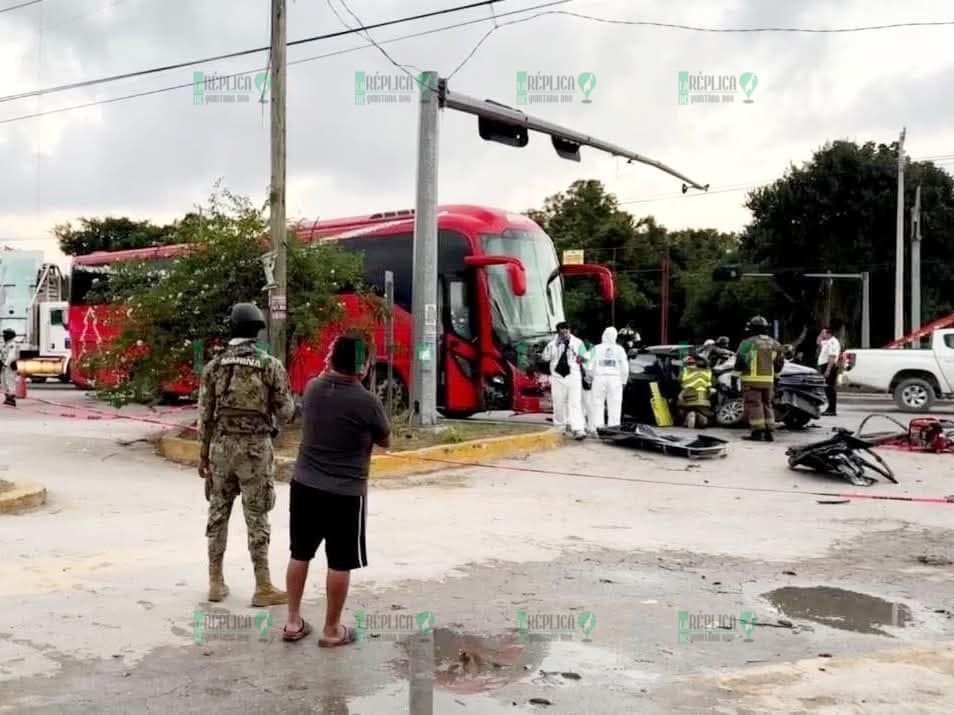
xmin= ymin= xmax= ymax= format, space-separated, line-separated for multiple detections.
xmin=282 ymin=334 xmax=391 ymax=646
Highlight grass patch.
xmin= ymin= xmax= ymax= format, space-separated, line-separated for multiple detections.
xmin=273 ymin=419 xmax=547 ymax=458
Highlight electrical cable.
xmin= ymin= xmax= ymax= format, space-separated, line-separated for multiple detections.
xmin=0 ymin=0 xmax=568 ymax=125
xmin=0 ymin=0 xmax=505 ymax=105
xmin=0 ymin=0 xmax=42 ymax=14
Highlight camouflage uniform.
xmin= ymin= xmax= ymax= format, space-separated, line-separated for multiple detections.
xmin=735 ymin=334 xmax=783 ymax=433
xmin=198 ymin=339 xmax=295 ymax=604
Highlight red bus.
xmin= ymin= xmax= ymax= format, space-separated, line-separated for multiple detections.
xmin=68 ymin=205 xmax=613 ymax=415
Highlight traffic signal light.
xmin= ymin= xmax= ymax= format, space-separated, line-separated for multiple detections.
xmin=712 ymin=264 xmax=741 ymax=281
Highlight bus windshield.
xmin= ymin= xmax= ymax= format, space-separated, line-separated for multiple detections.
xmin=480 ymin=228 xmax=565 ymax=343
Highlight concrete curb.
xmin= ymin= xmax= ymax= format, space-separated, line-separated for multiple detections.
xmin=0 ymin=480 xmax=48 ymax=514
xmin=157 ymin=428 xmax=562 ymax=482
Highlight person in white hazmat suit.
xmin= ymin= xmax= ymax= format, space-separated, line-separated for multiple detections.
xmin=543 ymin=321 xmax=586 ymax=438
xmin=587 ymin=326 xmax=629 ymax=430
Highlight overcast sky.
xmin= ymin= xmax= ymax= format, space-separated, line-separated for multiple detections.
xmin=1 ymin=0 xmax=952 ymax=264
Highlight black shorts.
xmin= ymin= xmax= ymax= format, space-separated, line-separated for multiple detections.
xmin=289 ymin=480 xmax=367 ymax=570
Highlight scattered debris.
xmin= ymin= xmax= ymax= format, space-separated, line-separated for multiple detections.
xmin=817 ymin=499 xmax=851 ymax=505
xmin=561 ymin=672 xmax=581 ymax=681
xmin=598 ymin=423 xmax=728 ymax=459
xmin=855 ymin=414 xmax=954 ymax=453
xmin=786 ymin=429 xmax=897 ymax=486
xmin=818 ymin=653 xmax=832 ymax=658
xmin=778 ymin=619 xmax=794 ymax=628
xmin=746 ymin=659 xmax=768 ymax=664
xmin=782 ymin=570 xmax=797 ymax=576
xmin=917 ymin=555 xmax=954 ymax=567
xmin=390 ymin=604 xmax=404 ymax=610
xmin=529 ymin=697 xmax=552 ymax=707
xmin=599 ymin=578 xmax=614 ymax=584
xmin=712 ymin=581 xmax=722 ymax=586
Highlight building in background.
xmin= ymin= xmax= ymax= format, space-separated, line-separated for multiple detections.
xmin=0 ymin=248 xmax=44 ymax=339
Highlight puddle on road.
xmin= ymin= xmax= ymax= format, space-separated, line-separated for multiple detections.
xmin=390 ymin=627 xmax=550 ymax=694
xmin=763 ymin=586 xmax=913 ymax=636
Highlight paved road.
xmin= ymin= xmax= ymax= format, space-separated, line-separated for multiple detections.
xmin=2 ymin=386 xmax=953 ymax=713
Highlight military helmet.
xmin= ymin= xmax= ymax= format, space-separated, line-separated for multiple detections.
xmin=230 ymin=303 xmax=266 ymax=338
xmin=746 ymin=315 xmax=770 ymax=333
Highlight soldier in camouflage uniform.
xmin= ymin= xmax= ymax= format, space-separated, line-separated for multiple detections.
xmin=198 ymin=303 xmax=295 ymax=606
xmin=735 ymin=315 xmax=784 ymax=443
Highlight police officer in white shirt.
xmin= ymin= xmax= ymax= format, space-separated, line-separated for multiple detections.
xmin=816 ymin=327 xmax=841 ymax=416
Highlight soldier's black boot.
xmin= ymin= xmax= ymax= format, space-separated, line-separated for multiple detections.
xmin=742 ymin=430 xmax=763 ymax=442
xmin=3 ymin=395 xmax=15 ymax=407
xmin=763 ymin=430 xmax=775 ymax=443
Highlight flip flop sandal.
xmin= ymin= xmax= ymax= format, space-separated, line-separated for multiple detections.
xmin=319 ymin=625 xmax=357 ymax=648
xmin=282 ymin=619 xmax=313 ymax=642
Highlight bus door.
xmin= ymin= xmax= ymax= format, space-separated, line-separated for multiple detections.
xmin=440 ymin=273 xmax=481 ymax=415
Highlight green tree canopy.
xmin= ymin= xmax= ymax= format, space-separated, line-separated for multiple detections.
xmin=85 ymin=189 xmax=368 ymax=405
xmin=528 ymin=179 xmax=739 ymax=345
xmin=55 ymin=217 xmax=177 ymax=256
xmin=742 ymin=140 xmax=954 ymax=346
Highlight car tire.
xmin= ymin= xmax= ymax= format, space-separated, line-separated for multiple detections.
xmin=715 ymin=397 xmax=745 ymax=427
xmin=782 ymin=412 xmax=811 ymax=430
xmin=893 ymin=377 xmax=935 ymax=412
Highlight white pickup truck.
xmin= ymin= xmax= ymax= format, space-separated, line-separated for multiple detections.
xmin=842 ymin=328 xmax=954 ymax=411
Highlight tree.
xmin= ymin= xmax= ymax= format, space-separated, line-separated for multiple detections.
xmin=55 ymin=217 xmax=177 ymax=256
xmin=742 ymin=140 xmax=954 ymax=346
xmin=529 ymin=180 xmax=742 ymax=345
xmin=84 ymin=189 xmax=369 ymax=405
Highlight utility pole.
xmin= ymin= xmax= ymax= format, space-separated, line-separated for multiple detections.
xmin=894 ymin=127 xmax=906 ymax=340
xmin=911 ymin=184 xmax=922 ymax=343
xmin=409 ymin=71 xmax=440 ymax=427
xmin=267 ymin=0 xmax=288 ymax=362
xmin=659 ymin=248 xmax=670 ymax=344
xmin=861 ymin=271 xmax=870 ymax=348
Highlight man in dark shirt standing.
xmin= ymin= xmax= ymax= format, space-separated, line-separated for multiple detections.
xmin=282 ymin=333 xmax=391 ymax=645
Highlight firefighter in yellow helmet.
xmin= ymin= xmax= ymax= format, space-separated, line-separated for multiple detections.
xmin=735 ymin=316 xmax=784 ymax=442
xmin=677 ymin=351 xmax=713 ymax=428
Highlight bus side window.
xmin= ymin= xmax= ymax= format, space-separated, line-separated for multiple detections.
xmin=50 ymin=308 xmax=65 ymax=326
xmin=447 ymin=280 xmax=473 ymax=340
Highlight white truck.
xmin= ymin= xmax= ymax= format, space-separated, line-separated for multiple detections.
xmin=842 ymin=328 xmax=954 ymax=411
xmin=15 ymin=263 xmax=71 ymax=383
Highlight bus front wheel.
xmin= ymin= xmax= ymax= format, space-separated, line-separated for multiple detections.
xmin=372 ymin=365 xmax=407 ymax=413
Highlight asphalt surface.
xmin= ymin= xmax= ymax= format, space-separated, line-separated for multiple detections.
xmin=1 ymin=384 xmax=953 ymax=714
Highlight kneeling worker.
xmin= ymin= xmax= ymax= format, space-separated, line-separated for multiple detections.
xmin=735 ymin=315 xmax=784 ymax=442
xmin=677 ymin=352 xmax=713 ymax=428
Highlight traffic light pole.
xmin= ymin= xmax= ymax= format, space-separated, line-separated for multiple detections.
xmin=409 ymin=74 xmax=708 ymax=426
xmin=410 ymin=72 xmax=441 ymax=426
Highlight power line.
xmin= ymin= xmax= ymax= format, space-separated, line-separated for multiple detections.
xmin=0 ymin=0 xmax=43 ymax=14
xmin=0 ymin=0 xmax=567 ymax=126
xmin=0 ymin=0 xmax=504 ymax=106
xmin=537 ymin=10 xmax=954 ymax=34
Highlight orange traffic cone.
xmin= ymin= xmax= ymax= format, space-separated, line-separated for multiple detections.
xmin=15 ymin=373 xmax=27 ymax=399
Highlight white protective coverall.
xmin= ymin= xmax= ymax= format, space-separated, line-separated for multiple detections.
xmin=543 ymin=332 xmax=586 ymax=434
xmin=587 ymin=327 xmax=629 ymax=429
xmin=1 ymin=337 xmax=18 ymax=397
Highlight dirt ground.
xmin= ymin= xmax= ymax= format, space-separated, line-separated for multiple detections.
xmin=2 ymin=386 xmax=953 ymax=713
